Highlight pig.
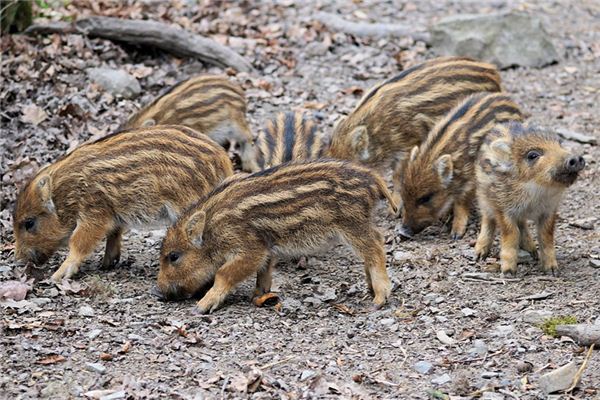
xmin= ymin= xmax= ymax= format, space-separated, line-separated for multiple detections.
xmin=474 ymin=121 xmax=586 ymax=275
xmin=255 ymin=111 xmax=328 ymax=169
xmin=328 ymin=57 xmax=502 ymax=174
xmin=156 ymin=160 xmax=398 ymax=313
xmin=122 ymin=75 xmax=259 ymax=172
xmin=13 ymin=125 xmax=233 ymax=281
xmin=394 ymin=93 xmax=524 ymax=239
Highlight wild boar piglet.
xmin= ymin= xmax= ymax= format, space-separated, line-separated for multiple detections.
xmin=254 ymin=111 xmax=328 ymax=169
xmin=475 ymin=122 xmax=585 ymax=275
xmin=394 ymin=93 xmax=524 ymax=239
xmin=122 ymin=75 xmax=259 ymax=172
xmin=156 ymin=160 xmax=398 ymax=313
xmin=13 ymin=126 xmax=233 ymax=281
xmin=328 ymin=56 xmax=502 ymax=173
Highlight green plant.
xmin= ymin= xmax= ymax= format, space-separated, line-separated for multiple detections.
xmin=1 ymin=0 xmax=33 ymax=33
xmin=540 ymin=315 xmax=578 ymax=337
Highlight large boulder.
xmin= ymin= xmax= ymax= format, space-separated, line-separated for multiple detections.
xmin=430 ymin=11 xmax=558 ymax=69
xmin=86 ymin=67 xmax=141 ymax=98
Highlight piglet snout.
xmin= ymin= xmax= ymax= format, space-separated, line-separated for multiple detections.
xmin=565 ymin=155 xmax=585 ymax=173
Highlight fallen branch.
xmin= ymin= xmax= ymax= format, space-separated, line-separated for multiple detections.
xmin=26 ymin=16 xmax=253 ymax=72
xmin=461 ymin=272 xmax=521 ymax=283
xmin=556 ymin=128 xmax=597 ymax=145
xmin=315 ymin=12 xmax=430 ymax=43
xmin=555 ymin=324 xmax=600 ymax=346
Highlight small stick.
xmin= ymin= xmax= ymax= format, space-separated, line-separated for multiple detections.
xmin=259 ymin=355 xmax=296 ymax=370
xmin=566 ymin=344 xmax=595 ymax=392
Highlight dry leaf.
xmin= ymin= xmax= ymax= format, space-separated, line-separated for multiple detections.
xmin=119 ymin=341 xmax=132 ymax=354
xmin=252 ymin=292 xmax=280 ymax=308
xmin=36 ymin=354 xmax=66 ymax=365
xmin=21 ymin=104 xmax=48 ymax=126
xmin=333 ymin=303 xmax=355 ymax=315
xmin=99 ymin=352 xmax=113 ymax=361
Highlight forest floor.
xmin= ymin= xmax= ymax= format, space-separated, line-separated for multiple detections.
xmin=1 ymin=1 xmax=599 ymax=399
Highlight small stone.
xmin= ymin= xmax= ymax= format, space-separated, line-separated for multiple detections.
xmin=492 ymin=324 xmax=514 ymax=337
xmin=590 ymin=259 xmax=600 ymax=269
xmin=522 ymin=309 xmax=553 ymax=324
xmin=86 ymin=67 xmax=141 ymax=99
xmin=300 ymin=370 xmax=317 ymax=381
xmin=86 ymin=362 xmax=106 ymax=374
xmin=413 ymin=361 xmax=433 ymax=374
xmin=518 ymin=249 xmax=533 ymax=262
xmin=78 ymin=305 xmax=95 ymax=317
xmin=469 ymin=339 xmax=488 ymax=356
xmin=127 ymin=334 xmax=144 ymax=342
xmin=516 ymin=360 xmax=533 ymax=373
xmin=570 ymin=218 xmax=596 ymax=230
xmin=431 ymin=373 xmax=451 ymax=385
xmin=87 ymin=329 xmax=102 ymax=340
xmin=481 ymin=393 xmax=504 ymax=400
xmin=393 ymin=251 xmax=412 ymax=262
xmin=436 ymin=330 xmax=457 ymax=345
xmin=538 ymin=361 xmax=579 ymax=394
xmin=379 ymin=318 xmax=395 ymax=326
xmin=305 ymin=42 xmax=329 ymax=57
xmin=461 ymin=307 xmax=477 ymax=317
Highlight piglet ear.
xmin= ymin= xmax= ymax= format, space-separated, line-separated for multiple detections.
xmin=351 ymin=125 xmax=370 ymax=161
xmin=186 ymin=210 xmax=206 ymax=248
xmin=409 ymin=146 xmax=419 ymax=162
xmin=436 ymin=154 xmax=453 ymax=187
xmin=490 ymin=139 xmax=511 ymax=156
xmin=487 ymin=139 xmax=514 ymax=173
xmin=37 ymin=175 xmax=55 ymax=213
xmin=141 ymin=118 xmax=156 ymax=127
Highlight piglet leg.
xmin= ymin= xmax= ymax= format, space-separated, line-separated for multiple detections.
xmin=537 ymin=213 xmax=558 ymax=275
xmin=102 ymin=227 xmax=123 ymax=269
xmin=51 ymin=218 xmax=113 ymax=282
xmin=196 ymin=250 xmax=269 ymax=314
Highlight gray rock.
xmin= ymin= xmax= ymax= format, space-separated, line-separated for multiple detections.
xmin=431 ymin=373 xmax=451 ymax=385
xmin=86 ymin=362 xmax=106 ymax=374
xmin=518 ymin=249 xmax=534 ymax=262
xmin=300 ymin=370 xmax=317 ymax=381
xmin=430 ymin=11 xmax=559 ymax=69
xmin=481 ymin=371 xmax=501 ymax=379
xmin=481 ymin=393 xmax=504 ymax=400
xmin=538 ymin=361 xmax=579 ymax=394
xmin=492 ymin=324 xmax=514 ymax=337
xmin=86 ymin=67 xmax=141 ymax=99
xmin=87 ymin=329 xmax=102 ymax=340
xmin=461 ymin=307 xmax=477 ymax=317
xmin=522 ymin=309 xmax=553 ymax=324
xmin=590 ymin=259 xmax=600 ymax=269
xmin=78 ymin=305 xmax=95 ymax=317
xmin=393 ymin=251 xmax=412 ymax=262
xmin=305 ymin=42 xmax=330 ymax=57
xmin=379 ymin=318 xmax=395 ymax=326
xmin=413 ymin=361 xmax=433 ymax=374
xmin=469 ymin=339 xmax=488 ymax=356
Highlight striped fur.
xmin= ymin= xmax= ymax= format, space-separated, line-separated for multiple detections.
xmin=123 ymin=75 xmax=259 ymax=172
xmin=475 ymin=122 xmax=585 ymax=275
xmin=157 ymin=160 xmax=398 ymax=313
xmin=255 ymin=111 xmax=329 ymax=169
xmin=395 ymin=93 xmax=524 ymax=239
xmin=328 ymin=57 xmax=502 ymax=170
xmin=13 ymin=126 xmax=233 ymax=281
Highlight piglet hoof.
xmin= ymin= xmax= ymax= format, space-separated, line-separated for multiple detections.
xmin=101 ymin=255 xmax=121 ymax=270
xmin=193 ymin=304 xmax=211 ymax=315
xmin=451 ymin=231 xmax=464 ymax=241
xmin=370 ymin=302 xmax=386 ymax=312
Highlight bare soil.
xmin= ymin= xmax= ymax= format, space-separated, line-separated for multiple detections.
xmin=1 ymin=1 xmax=599 ymax=399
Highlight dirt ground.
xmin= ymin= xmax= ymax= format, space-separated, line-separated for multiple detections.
xmin=1 ymin=1 xmax=599 ymax=399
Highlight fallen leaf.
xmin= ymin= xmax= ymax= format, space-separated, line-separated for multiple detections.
xmin=252 ymin=292 xmax=280 ymax=308
xmin=99 ymin=352 xmax=113 ymax=361
xmin=0 ymin=280 xmax=32 ymax=301
xmin=21 ymin=104 xmax=48 ymax=126
xmin=303 ymin=101 xmax=327 ymax=110
xmin=119 ymin=341 xmax=132 ymax=354
xmin=36 ymin=354 xmax=66 ymax=365
xmin=333 ymin=303 xmax=355 ymax=315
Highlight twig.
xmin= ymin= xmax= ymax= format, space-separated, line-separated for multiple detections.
xmin=259 ymin=355 xmax=296 ymax=370
xmin=499 ymin=389 xmax=520 ymax=399
xmin=533 ymin=363 xmax=552 ymax=374
xmin=566 ymin=344 xmax=594 ymax=392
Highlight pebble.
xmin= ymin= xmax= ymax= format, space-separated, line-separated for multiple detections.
xmin=469 ymin=339 xmax=488 ymax=356
xmin=436 ymin=330 xmax=456 ymax=345
xmin=300 ymin=370 xmax=317 ymax=381
xmin=590 ymin=259 xmax=600 ymax=269
xmin=522 ymin=309 xmax=553 ymax=324
xmin=78 ymin=305 xmax=95 ymax=317
xmin=431 ymin=373 xmax=451 ymax=385
xmin=85 ymin=362 xmax=106 ymax=374
xmin=461 ymin=307 xmax=477 ymax=317
xmin=127 ymin=334 xmax=144 ymax=342
xmin=481 ymin=371 xmax=501 ymax=379
xmin=379 ymin=318 xmax=395 ymax=326
xmin=516 ymin=360 xmax=533 ymax=373
xmin=87 ymin=329 xmax=102 ymax=340
xmin=86 ymin=67 xmax=141 ymax=99
xmin=413 ymin=361 xmax=433 ymax=374
xmin=492 ymin=324 xmax=514 ymax=337
xmin=481 ymin=393 xmax=504 ymax=400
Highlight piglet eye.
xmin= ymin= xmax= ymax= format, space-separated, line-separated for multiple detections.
xmin=168 ymin=251 xmax=181 ymax=264
xmin=24 ymin=218 xmax=35 ymax=232
xmin=526 ymin=150 xmax=541 ymax=162
xmin=417 ymin=193 xmax=434 ymax=206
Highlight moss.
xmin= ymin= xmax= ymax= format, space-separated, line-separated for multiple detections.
xmin=540 ymin=316 xmax=578 ymax=337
